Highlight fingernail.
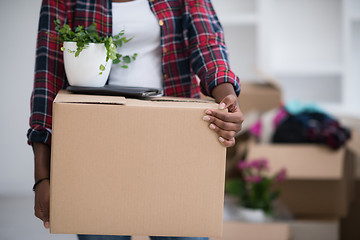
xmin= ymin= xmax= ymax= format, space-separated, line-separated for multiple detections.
xmin=205 ymin=109 xmax=212 ymax=114
xmin=203 ymin=116 xmax=210 ymax=121
xmin=218 ymin=137 xmax=225 ymax=143
xmin=44 ymin=221 xmax=50 ymax=229
xmin=209 ymin=124 xmax=216 ymax=130
xmin=219 ymin=103 xmax=226 ymax=110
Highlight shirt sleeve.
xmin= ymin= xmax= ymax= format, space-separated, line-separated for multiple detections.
xmin=185 ymin=0 xmax=241 ymax=97
xmin=27 ymin=0 xmax=68 ymax=146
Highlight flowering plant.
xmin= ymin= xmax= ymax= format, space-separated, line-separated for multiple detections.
xmin=225 ymin=158 xmax=286 ymax=215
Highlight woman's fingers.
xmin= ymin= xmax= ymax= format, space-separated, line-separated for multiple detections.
xmin=218 ymin=136 xmax=236 ymax=147
xmin=203 ymin=95 xmax=244 ymax=147
xmin=209 ymin=123 xmax=237 ymax=140
xmin=205 ymin=108 xmax=243 ymax=124
xmin=204 ymin=113 xmax=242 ymax=132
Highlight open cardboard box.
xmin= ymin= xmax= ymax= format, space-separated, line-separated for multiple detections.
xmin=50 ymin=90 xmax=226 ymax=237
xmin=246 ymin=142 xmax=356 ymax=218
xmin=238 ymin=80 xmax=282 ymax=115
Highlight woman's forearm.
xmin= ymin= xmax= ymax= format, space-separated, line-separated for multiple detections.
xmin=211 ymin=83 xmax=238 ymax=104
xmin=33 ymin=142 xmax=51 ymax=181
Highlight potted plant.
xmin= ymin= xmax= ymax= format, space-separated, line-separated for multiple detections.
xmin=53 ymin=18 xmax=137 ymax=87
xmin=225 ymin=158 xmax=287 ymax=222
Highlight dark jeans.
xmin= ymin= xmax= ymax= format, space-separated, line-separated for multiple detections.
xmin=77 ymin=235 xmax=209 ymax=240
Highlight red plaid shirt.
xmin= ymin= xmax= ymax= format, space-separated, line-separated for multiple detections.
xmin=28 ymin=0 xmax=241 ymax=145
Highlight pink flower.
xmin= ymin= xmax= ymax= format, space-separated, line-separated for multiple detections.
xmin=245 ymin=175 xmax=262 ymax=183
xmin=249 ymin=159 xmax=269 ymax=171
xmin=275 ymin=168 xmax=287 ymax=182
xmin=249 ymin=121 xmax=262 ymax=137
xmin=237 ymin=161 xmax=251 ymax=170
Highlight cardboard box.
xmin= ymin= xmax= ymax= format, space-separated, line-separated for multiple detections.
xmin=341 ymin=180 xmax=360 ymax=240
xmin=289 ymin=219 xmax=339 ymax=240
xmin=212 ymin=221 xmax=291 ymax=240
xmin=50 ymin=91 xmax=226 ymax=237
xmin=246 ymin=143 xmax=355 ymax=218
xmin=347 ymin=130 xmax=360 ymax=178
xmin=238 ymin=81 xmax=282 ymax=114
xmin=199 ymin=80 xmax=282 ymax=114
xmin=133 ymin=221 xmax=291 ymax=240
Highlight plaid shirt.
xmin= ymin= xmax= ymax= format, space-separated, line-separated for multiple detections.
xmin=28 ymin=0 xmax=241 ymax=145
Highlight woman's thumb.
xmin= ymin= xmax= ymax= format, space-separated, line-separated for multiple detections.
xmin=218 ymin=95 xmax=235 ymax=109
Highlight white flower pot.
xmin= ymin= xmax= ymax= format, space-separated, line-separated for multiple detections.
xmin=238 ymin=207 xmax=272 ymax=223
xmin=63 ymin=41 xmax=112 ymax=87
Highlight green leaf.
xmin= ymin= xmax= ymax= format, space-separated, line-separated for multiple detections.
xmin=113 ymin=59 xmax=120 ymax=64
xmin=87 ymin=23 xmax=97 ymax=34
xmin=132 ymin=53 xmax=138 ymax=61
xmin=98 ymin=72 xmax=103 ymax=75
xmin=61 ymin=46 xmax=65 ymax=51
xmin=99 ymin=64 xmax=106 ymax=71
xmin=123 ymin=56 xmax=131 ymax=64
xmin=121 ymin=65 xmax=128 ymax=69
xmin=75 ymin=50 xmax=81 ymax=57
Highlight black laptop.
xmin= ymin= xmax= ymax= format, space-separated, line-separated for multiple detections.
xmin=67 ymin=85 xmax=162 ymax=98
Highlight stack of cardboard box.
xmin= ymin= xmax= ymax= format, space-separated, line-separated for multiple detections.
xmin=224 ymin=80 xmax=358 ymax=240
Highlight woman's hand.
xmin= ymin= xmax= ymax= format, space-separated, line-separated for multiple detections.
xmin=34 ymin=179 xmax=50 ymax=229
xmin=204 ymin=83 xmax=244 ymax=147
xmin=33 ymin=142 xmax=51 ymax=229
xmin=203 ymin=95 xmax=243 ymax=147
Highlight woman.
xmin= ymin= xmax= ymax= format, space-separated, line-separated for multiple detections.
xmin=28 ymin=0 xmax=243 ymax=239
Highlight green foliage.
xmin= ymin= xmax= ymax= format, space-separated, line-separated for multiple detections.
xmin=53 ymin=19 xmax=137 ymax=74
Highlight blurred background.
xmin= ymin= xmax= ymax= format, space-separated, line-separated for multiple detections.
xmin=0 ymin=0 xmax=359 ymax=239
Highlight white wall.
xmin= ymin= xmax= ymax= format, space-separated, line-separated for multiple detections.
xmin=0 ymin=0 xmax=359 ymax=195
xmin=0 ymin=0 xmax=42 ymax=195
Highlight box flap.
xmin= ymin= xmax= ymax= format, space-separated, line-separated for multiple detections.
xmin=54 ymin=90 xmax=126 ymax=105
xmin=247 ymin=143 xmax=345 ymax=180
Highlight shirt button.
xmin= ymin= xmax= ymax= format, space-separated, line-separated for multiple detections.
xmin=159 ymin=20 xmax=164 ymax=26
xmin=164 ymin=74 xmax=168 ymax=79
xmin=163 ymin=47 xmax=167 ymax=53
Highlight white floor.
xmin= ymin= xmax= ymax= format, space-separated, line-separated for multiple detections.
xmin=0 ymin=195 xmax=153 ymax=240
xmin=0 ymin=195 xmax=77 ymax=240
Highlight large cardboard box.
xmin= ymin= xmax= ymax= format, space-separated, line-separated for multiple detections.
xmin=238 ymin=81 xmax=282 ymax=114
xmin=212 ymin=221 xmax=291 ymax=240
xmin=50 ymin=91 xmax=226 ymax=237
xmin=246 ymin=143 xmax=355 ymax=218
